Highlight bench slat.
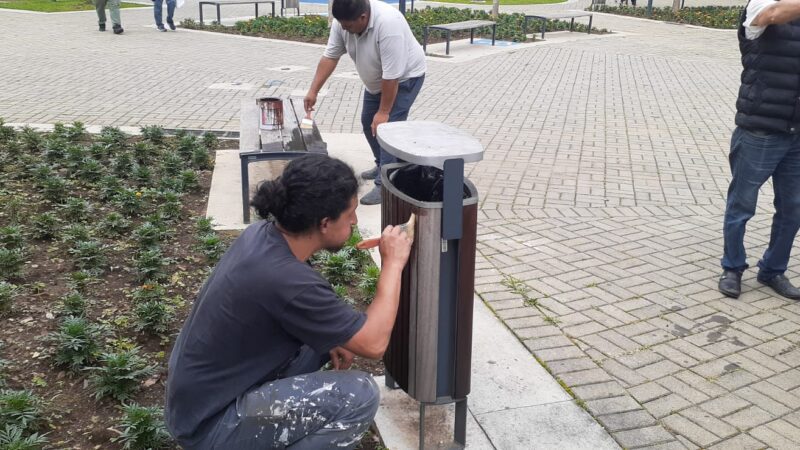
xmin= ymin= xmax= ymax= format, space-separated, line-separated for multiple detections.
xmin=525 ymin=12 xmax=592 ymax=20
xmin=428 ymin=20 xmax=496 ymax=32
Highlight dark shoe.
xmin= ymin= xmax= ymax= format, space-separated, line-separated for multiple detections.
xmin=157 ymin=26 xmax=167 ymax=32
xmin=359 ymin=185 xmax=382 ymax=205
xmin=113 ymin=24 xmax=124 ymax=34
xmin=167 ymin=19 xmax=176 ymax=30
xmin=99 ymin=24 xmax=106 ymax=32
xmin=360 ymin=165 xmax=379 ymax=180
xmin=718 ymin=270 xmax=743 ymax=299
xmin=757 ymin=274 xmax=800 ymax=300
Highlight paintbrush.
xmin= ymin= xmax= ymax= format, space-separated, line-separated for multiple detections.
xmin=355 ymin=213 xmax=416 ymax=250
xmin=300 ymin=112 xmax=314 ymax=130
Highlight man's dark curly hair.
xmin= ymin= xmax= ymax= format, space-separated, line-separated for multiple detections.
xmin=332 ymin=0 xmax=369 ymax=22
xmin=250 ymin=155 xmax=358 ymax=233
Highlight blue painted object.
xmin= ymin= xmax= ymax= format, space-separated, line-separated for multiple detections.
xmin=472 ymin=38 xmax=517 ymax=47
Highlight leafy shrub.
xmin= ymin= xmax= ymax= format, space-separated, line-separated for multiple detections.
xmin=0 ymin=119 xmax=17 ymax=143
xmin=112 ymin=404 xmax=171 ymax=450
xmin=67 ymin=270 xmax=97 ymax=293
xmin=333 ymin=284 xmax=355 ymax=305
xmin=160 ymin=152 xmax=183 ymax=177
xmin=140 ymin=125 xmax=165 ymax=145
xmin=48 ymin=316 xmax=104 ymax=371
xmin=133 ymin=222 xmax=162 ymax=249
xmin=76 ymin=157 xmax=104 ymax=183
xmin=191 ymin=147 xmax=212 ymax=170
xmin=593 ymin=5 xmax=742 ymax=29
xmin=43 ymin=138 xmax=67 ymax=163
xmin=88 ymin=348 xmax=155 ymax=401
xmin=196 ymin=234 xmax=225 ymax=264
xmin=40 ymin=176 xmax=68 ymax=204
xmin=318 ymin=248 xmax=358 ymax=285
xmin=135 ymin=248 xmax=168 ymax=282
xmin=0 ymin=424 xmax=48 ymax=450
xmin=179 ymin=169 xmax=200 ymax=192
xmin=132 ymin=142 xmax=158 ymax=164
xmin=59 ymin=292 xmax=88 ymax=317
xmin=114 ymin=188 xmax=144 ymax=217
xmin=158 ymin=191 xmax=182 ymax=222
xmin=176 ymin=135 xmax=199 ymax=161
xmin=134 ymin=301 xmax=174 ymax=334
xmin=0 ymin=281 xmax=16 ymax=316
xmin=202 ymin=132 xmax=219 ymax=150
xmin=30 ymin=164 xmax=53 ymax=186
xmin=29 ymin=213 xmax=60 ymax=240
xmin=100 ymin=126 xmax=128 ymax=147
xmin=131 ymin=283 xmax=167 ymax=304
xmin=0 ymin=226 xmax=25 ymax=250
xmin=195 ymin=216 xmax=215 ymax=235
xmin=358 ymin=265 xmax=380 ymax=299
xmin=68 ymin=240 xmax=107 ymax=273
xmin=0 ymin=389 xmax=44 ymax=431
xmin=61 ymin=197 xmax=92 ymax=223
xmin=61 ymin=224 xmax=91 ymax=246
xmin=133 ymin=164 xmax=153 ymax=187
xmin=19 ymin=127 xmax=43 ymax=154
xmin=0 ymin=248 xmax=24 ymax=281
xmin=113 ymin=152 xmax=135 ymax=178
xmin=99 ymin=212 xmax=131 ymax=236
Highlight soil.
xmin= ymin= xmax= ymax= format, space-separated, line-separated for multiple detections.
xmin=0 ymin=129 xmax=384 ymax=449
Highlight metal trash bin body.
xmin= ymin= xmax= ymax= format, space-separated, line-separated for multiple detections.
xmin=381 ymin=163 xmax=479 ymax=404
xmin=375 ymin=121 xmax=484 ymax=448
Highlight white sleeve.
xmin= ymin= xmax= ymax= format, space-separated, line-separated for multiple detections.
xmin=744 ymin=0 xmax=779 ymax=40
xmin=323 ymin=21 xmax=347 ymax=60
xmin=377 ymin=17 xmax=407 ymax=80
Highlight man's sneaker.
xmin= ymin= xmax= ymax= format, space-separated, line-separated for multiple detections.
xmin=167 ymin=19 xmax=176 ymax=30
xmin=157 ymin=26 xmax=167 ymax=32
xmin=718 ymin=270 xmax=743 ymax=299
xmin=99 ymin=24 xmax=106 ymax=32
xmin=113 ymin=24 xmax=124 ymax=34
xmin=360 ymin=165 xmax=379 ymax=180
xmin=359 ymin=185 xmax=382 ymax=205
xmin=757 ymin=274 xmax=800 ymax=300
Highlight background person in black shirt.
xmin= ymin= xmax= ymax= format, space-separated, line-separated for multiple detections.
xmin=165 ymin=155 xmax=412 ymax=449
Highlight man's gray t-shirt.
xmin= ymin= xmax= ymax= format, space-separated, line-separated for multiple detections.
xmin=165 ymin=221 xmax=366 ymax=445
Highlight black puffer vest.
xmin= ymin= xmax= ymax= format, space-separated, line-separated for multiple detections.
xmin=735 ymin=4 xmax=800 ymax=134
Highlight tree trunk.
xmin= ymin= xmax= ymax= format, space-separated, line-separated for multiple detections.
xmin=329 ymin=0 xmax=334 ymax=24
xmin=492 ymin=0 xmax=499 ymax=19
xmin=672 ymin=0 xmax=681 ymax=13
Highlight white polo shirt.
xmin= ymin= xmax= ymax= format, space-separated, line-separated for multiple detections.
xmin=323 ymin=0 xmax=427 ymax=94
xmin=743 ymin=0 xmax=778 ymax=40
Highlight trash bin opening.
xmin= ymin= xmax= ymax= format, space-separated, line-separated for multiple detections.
xmin=388 ymin=165 xmax=471 ymax=202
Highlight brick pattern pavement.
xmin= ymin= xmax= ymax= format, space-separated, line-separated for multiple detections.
xmin=2 ymin=4 xmax=799 ymax=448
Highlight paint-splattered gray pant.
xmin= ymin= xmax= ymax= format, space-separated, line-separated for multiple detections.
xmin=197 ymin=346 xmax=380 ymax=449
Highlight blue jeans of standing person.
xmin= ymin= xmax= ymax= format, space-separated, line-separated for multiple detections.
xmin=188 ymin=346 xmax=379 ymax=449
xmin=154 ymin=0 xmax=176 ymax=29
xmin=721 ymin=127 xmax=800 ymax=279
xmin=361 ymin=75 xmax=425 ymax=186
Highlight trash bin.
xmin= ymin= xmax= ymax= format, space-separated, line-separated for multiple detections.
xmin=376 ymin=121 xmax=484 ymax=448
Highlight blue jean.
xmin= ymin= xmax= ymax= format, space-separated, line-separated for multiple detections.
xmin=189 ymin=346 xmax=379 ymax=450
xmin=361 ymin=75 xmax=425 ymax=186
xmin=154 ymin=0 xmax=175 ymax=27
xmin=721 ymin=127 xmax=800 ymax=279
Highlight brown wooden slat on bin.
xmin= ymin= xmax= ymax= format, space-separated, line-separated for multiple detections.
xmin=454 ymin=203 xmax=478 ymax=399
xmin=414 ymin=208 xmax=441 ymax=402
xmin=382 ymin=186 xmax=410 ymax=391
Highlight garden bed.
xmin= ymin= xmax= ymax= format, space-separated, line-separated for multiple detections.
xmin=181 ymin=6 xmax=609 ymax=44
xmin=0 ymin=119 xmax=383 ymax=449
xmin=590 ymin=5 xmax=742 ymax=29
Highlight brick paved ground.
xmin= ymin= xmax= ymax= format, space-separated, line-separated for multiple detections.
xmin=2 ymin=1 xmax=799 ymax=448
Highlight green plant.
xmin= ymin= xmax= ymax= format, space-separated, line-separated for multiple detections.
xmin=132 ymin=142 xmax=158 ymax=164
xmin=191 ymin=147 xmax=212 ymax=170
xmin=89 ymin=142 xmax=108 ymax=160
xmin=61 ymin=224 xmax=91 ymax=245
xmin=0 ymin=389 xmax=44 ymax=431
xmin=48 ymin=316 xmax=104 ymax=371
xmin=357 ymin=265 xmax=380 ymax=298
xmin=98 ymin=175 xmax=122 ymax=201
xmin=133 ymin=222 xmax=162 ymax=249
xmin=333 ymin=284 xmax=355 ymax=305
xmin=59 ymin=292 xmax=88 ymax=317
xmin=67 ymin=270 xmax=96 ymax=293
xmin=133 ymin=164 xmax=153 ymax=186
xmin=40 ymin=176 xmax=68 ymax=203
xmin=318 ymin=248 xmax=358 ymax=285
xmin=99 ymin=212 xmax=131 ymax=236
xmin=593 ymin=5 xmax=742 ymax=29
xmin=158 ymin=191 xmax=182 ymax=222
xmin=131 ymin=283 xmax=167 ymax=304
xmin=179 ymin=169 xmax=200 ymax=192
xmin=140 ymin=125 xmax=165 ymax=145
xmin=61 ymin=197 xmax=92 ymax=222
xmin=87 ymin=348 xmax=155 ymax=401
xmin=195 ymin=216 xmax=215 ymax=235
xmin=0 ymin=248 xmax=24 ymax=281
xmin=30 ymin=164 xmax=53 ymax=186
xmin=0 ymin=195 xmax=26 ymax=225
xmin=196 ymin=234 xmax=225 ymax=264
xmin=19 ymin=127 xmax=43 ymax=154
xmin=76 ymin=157 xmax=103 ymax=183
xmin=134 ymin=248 xmax=168 ymax=282
xmin=160 ymin=152 xmax=183 ymax=177
xmin=114 ymin=188 xmax=143 ymax=217
xmin=134 ymin=301 xmax=174 ymax=334
xmin=0 ymin=424 xmax=49 ymax=450
xmin=176 ymin=135 xmax=199 ymax=161
xmin=100 ymin=126 xmax=128 ymax=147
xmin=113 ymin=152 xmax=135 ymax=178
xmin=112 ymin=404 xmax=171 ymax=450
xmin=0 ymin=281 xmax=16 ymax=316
xmin=0 ymin=226 xmax=25 ymax=250
xmin=68 ymin=240 xmax=107 ymax=273
xmin=42 ymin=138 xmax=67 ymax=163
xmin=202 ymin=132 xmax=219 ymax=150
xmin=0 ymin=119 xmax=18 ymax=143
xmin=29 ymin=213 xmax=60 ymax=240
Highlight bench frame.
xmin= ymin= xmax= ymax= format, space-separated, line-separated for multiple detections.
xmin=524 ymin=12 xmax=593 ymax=40
xmin=423 ymin=21 xmax=497 ymax=56
xmin=199 ymin=0 xmax=275 ymax=26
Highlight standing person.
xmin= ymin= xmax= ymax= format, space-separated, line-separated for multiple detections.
xmin=94 ymin=0 xmax=123 ymax=34
xmin=304 ymin=0 xmax=426 ymax=205
xmin=153 ymin=0 xmax=176 ymax=32
xmin=718 ymin=0 xmax=800 ymax=300
xmin=165 ymin=154 xmax=413 ymax=448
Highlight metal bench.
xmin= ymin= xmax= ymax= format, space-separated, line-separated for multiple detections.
xmin=524 ymin=11 xmax=593 ymax=40
xmin=423 ymin=20 xmax=496 ymax=56
xmin=199 ymin=0 xmax=275 ymax=26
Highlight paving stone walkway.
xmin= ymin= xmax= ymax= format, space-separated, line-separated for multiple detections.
xmin=2 ymin=1 xmax=799 ymax=448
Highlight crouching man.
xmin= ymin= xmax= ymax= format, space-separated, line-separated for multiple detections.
xmin=165 ymin=154 xmax=411 ymax=449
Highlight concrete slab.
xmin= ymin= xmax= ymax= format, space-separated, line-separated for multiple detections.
xmin=373 ymin=296 xmax=619 ymax=449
